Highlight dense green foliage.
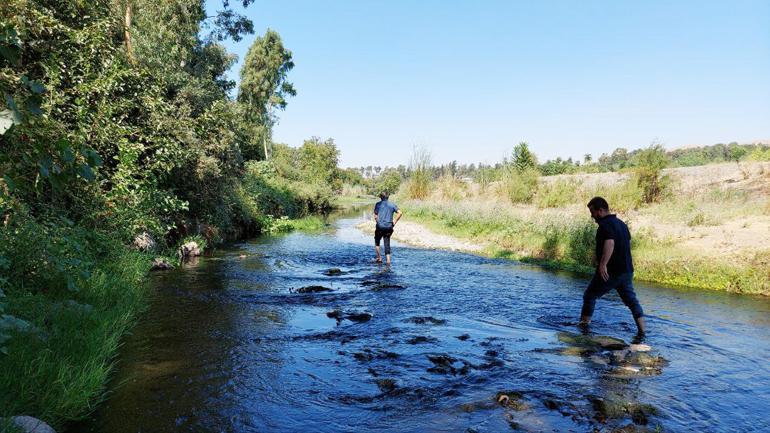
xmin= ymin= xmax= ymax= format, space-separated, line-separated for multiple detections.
xmin=0 ymin=0 xmax=341 ymax=427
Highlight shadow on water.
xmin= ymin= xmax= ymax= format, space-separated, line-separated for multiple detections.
xmin=74 ymin=204 xmax=770 ymax=432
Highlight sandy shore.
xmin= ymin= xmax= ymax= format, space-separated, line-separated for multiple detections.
xmin=356 ymin=220 xmax=485 ymax=253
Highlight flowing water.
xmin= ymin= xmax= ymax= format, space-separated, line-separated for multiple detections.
xmin=78 ymin=206 xmax=770 ymax=432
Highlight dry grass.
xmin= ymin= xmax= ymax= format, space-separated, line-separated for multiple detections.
xmin=398 ymin=161 xmax=770 ymax=294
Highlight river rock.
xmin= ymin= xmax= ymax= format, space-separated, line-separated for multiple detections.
xmin=296 ymin=285 xmax=333 ymax=293
xmin=404 ymin=316 xmax=447 ymax=325
xmin=345 ymin=312 xmax=373 ymax=322
xmin=557 ymin=331 xmax=627 ymax=351
xmin=178 ymin=241 xmax=201 ymax=258
xmin=324 ymin=268 xmax=344 ymax=276
xmin=629 ymin=343 xmax=652 ymax=352
xmin=10 ymin=416 xmax=56 ymax=433
xmin=132 ymin=231 xmax=156 ymax=252
xmin=495 ymin=391 xmax=527 ymax=410
xmin=150 ymin=257 xmax=173 ymax=271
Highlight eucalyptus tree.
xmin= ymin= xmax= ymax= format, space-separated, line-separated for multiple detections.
xmin=237 ymin=29 xmax=296 ymax=160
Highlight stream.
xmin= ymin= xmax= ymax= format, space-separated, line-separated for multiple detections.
xmin=77 ymin=206 xmax=770 ymax=432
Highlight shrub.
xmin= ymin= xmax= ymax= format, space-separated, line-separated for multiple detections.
xmin=567 ymin=221 xmax=596 ymax=267
xmin=634 ymin=143 xmax=670 ymax=204
xmin=503 ymin=168 xmax=539 ymax=204
xmin=535 ymin=179 xmax=581 ymax=208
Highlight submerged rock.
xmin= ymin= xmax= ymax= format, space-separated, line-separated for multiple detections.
xmin=455 ymin=333 xmax=471 ymax=341
xmin=495 ymin=391 xmax=527 ymax=410
xmin=326 ymin=310 xmax=344 ymax=320
xmin=296 ymin=285 xmax=333 ymax=293
xmin=404 ymin=316 xmax=447 ymax=325
xmin=406 ymin=335 xmax=437 ymax=344
xmin=369 ymin=283 xmax=406 ymax=291
xmin=326 ymin=310 xmax=372 ymax=323
xmin=345 ymin=312 xmax=373 ymax=322
xmin=324 ymin=268 xmax=344 ymax=276
xmin=590 ymin=395 xmax=658 ymax=425
xmin=375 ymin=378 xmax=398 ymax=393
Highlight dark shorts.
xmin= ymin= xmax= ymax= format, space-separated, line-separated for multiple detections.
xmin=374 ymin=227 xmax=394 ymax=254
xmin=581 ymin=272 xmax=644 ymax=319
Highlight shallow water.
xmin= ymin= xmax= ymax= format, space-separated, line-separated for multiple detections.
xmin=77 ymin=206 xmax=770 ymax=432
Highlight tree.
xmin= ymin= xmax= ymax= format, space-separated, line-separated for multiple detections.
xmin=237 ymin=30 xmax=296 ymax=160
xmin=512 ymin=141 xmax=537 ymax=172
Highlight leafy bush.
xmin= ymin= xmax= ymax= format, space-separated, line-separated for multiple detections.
xmin=567 ymin=221 xmax=596 ymax=267
xmin=634 ymin=144 xmax=671 ymax=204
xmin=535 ymin=179 xmax=581 ymax=208
xmin=503 ymin=168 xmax=539 ymax=204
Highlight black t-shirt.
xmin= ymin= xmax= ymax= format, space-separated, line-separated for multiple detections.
xmin=595 ymin=214 xmax=634 ymax=275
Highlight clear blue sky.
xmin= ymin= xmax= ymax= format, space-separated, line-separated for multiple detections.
xmin=205 ymin=0 xmax=770 ymax=168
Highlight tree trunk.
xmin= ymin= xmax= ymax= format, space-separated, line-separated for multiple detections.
xmin=124 ymin=3 xmax=134 ymax=62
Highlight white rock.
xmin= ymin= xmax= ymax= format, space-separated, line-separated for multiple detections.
xmin=11 ymin=416 xmax=56 ymax=433
xmin=629 ymin=343 xmax=652 ymax=352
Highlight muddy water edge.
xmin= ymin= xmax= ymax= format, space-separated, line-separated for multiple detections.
xmin=73 ymin=205 xmax=770 ymax=432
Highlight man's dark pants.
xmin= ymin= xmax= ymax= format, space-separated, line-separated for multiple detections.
xmin=581 ymin=272 xmax=644 ymax=319
xmin=374 ymin=227 xmax=394 ymax=254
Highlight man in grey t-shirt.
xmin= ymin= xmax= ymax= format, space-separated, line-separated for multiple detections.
xmin=373 ymin=191 xmax=402 ymax=264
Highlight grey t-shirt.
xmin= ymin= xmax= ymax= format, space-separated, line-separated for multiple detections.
xmin=374 ymin=200 xmax=399 ymax=229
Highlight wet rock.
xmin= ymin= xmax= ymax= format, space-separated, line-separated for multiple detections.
xmin=295 ymin=285 xmax=333 ymax=293
xmin=345 ymin=312 xmax=373 ymax=322
xmin=455 ymin=333 xmax=471 ymax=341
xmin=375 ymin=378 xmax=398 ymax=393
xmin=369 ymin=283 xmax=406 ymax=291
xmin=178 ymin=241 xmax=201 ymax=258
xmin=473 ymin=358 xmax=504 ymax=370
xmin=326 ymin=309 xmax=344 ymax=320
xmin=427 ymin=354 xmax=470 ymax=375
xmin=629 ymin=343 xmax=652 ymax=352
xmin=9 ymin=416 xmax=56 ymax=433
xmin=354 ymin=352 xmax=374 ymax=362
xmin=625 ymin=352 xmax=665 ymax=368
xmin=495 ymin=391 xmax=527 ymax=410
xmin=458 ymin=400 xmax=497 ymax=413
xmin=557 ymin=331 xmax=628 ymax=351
xmin=150 ymin=257 xmax=173 ymax=271
xmin=133 ymin=231 xmax=156 ymax=252
xmin=610 ymin=424 xmax=658 ymax=432
xmin=353 ymin=348 xmax=399 ymax=362
xmin=324 ymin=268 xmax=344 ymax=276
xmin=590 ymin=396 xmax=657 ymax=425
xmin=484 ymin=350 xmax=499 ymax=357
xmin=404 ymin=316 xmax=447 ymax=325
xmin=406 ymin=336 xmax=437 ymax=344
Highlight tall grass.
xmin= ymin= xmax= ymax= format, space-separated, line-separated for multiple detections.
xmin=403 ymin=145 xmax=432 ymax=200
xmin=0 ymin=216 xmax=147 ymax=429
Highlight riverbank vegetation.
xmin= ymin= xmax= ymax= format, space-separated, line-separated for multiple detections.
xmin=0 ymin=0 xmax=345 ymax=429
xmin=391 ymin=144 xmax=770 ymax=295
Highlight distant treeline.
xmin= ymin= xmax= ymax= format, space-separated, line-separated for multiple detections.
xmin=348 ymin=141 xmax=770 ymax=187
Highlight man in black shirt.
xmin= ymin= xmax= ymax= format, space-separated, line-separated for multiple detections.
xmin=580 ymin=197 xmax=646 ymax=339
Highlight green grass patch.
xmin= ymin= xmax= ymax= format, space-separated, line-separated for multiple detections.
xmin=0 ymin=218 xmax=148 ymax=429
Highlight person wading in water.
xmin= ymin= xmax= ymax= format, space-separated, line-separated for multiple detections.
xmin=580 ymin=196 xmax=646 ymax=341
xmin=373 ymin=191 xmax=402 ymax=264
